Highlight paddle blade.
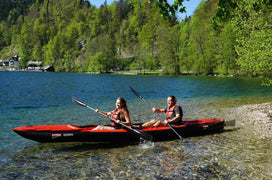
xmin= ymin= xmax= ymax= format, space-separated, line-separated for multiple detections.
xmin=168 ymin=124 xmax=183 ymax=141
xmin=130 ymin=86 xmax=152 ymax=107
xmin=225 ymin=119 xmax=236 ymax=126
xmin=72 ymin=97 xmax=87 ymax=107
xmin=124 ymin=124 xmax=153 ymax=141
xmin=133 ymin=129 xmax=153 ymax=142
xmin=130 ymin=86 xmax=141 ymax=98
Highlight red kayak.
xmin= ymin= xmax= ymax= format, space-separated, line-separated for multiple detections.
xmin=12 ymin=119 xmax=225 ymax=143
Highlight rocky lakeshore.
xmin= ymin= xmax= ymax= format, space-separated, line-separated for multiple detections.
xmin=230 ymin=102 xmax=272 ymax=142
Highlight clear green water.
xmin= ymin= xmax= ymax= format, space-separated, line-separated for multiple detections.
xmin=0 ymin=71 xmax=271 ymax=179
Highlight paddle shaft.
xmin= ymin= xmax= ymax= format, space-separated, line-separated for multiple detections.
xmin=72 ymin=97 xmax=153 ymax=141
xmin=130 ymin=86 xmax=183 ymax=141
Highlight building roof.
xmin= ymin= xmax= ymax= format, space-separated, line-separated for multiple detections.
xmin=27 ymin=61 xmax=43 ymax=66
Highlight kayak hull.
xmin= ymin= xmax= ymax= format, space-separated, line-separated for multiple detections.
xmin=12 ymin=119 xmax=225 ymax=143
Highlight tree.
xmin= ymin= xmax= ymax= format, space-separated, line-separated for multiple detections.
xmin=88 ymin=52 xmax=106 ymax=72
xmin=137 ymin=1 xmax=161 ymax=70
xmin=156 ymin=0 xmax=187 ymax=20
xmin=219 ymin=22 xmax=237 ymax=75
xmin=178 ymin=20 xmax=194 ymax=73
xmin=157 ymin=24 xmax=180 ymax=74
xmin=231 ymin=0 xmax=272 ymax=80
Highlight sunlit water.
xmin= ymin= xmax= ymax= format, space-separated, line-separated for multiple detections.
xmin=0 ymin=71 xmax=271 ymax=179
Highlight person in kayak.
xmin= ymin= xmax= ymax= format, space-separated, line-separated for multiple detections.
xmin=92 ymin=97 xmax=131 ymax=130
xmin=134 ymin=95 xmax=183 ymax=128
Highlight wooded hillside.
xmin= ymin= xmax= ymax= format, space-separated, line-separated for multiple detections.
xmin=0 ymin=0 xmax=271 ymax=84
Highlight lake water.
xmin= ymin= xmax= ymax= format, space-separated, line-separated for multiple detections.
xmin=1 ymin=71 xmax=272 ymax=179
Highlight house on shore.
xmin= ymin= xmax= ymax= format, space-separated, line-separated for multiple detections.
xmin=40 ymin=65 xmax=55 ymax=72
xmin=9 ymin=56 xmax=20 ymax=70
xmin=27 ymin=61 xmax=54 ymax=72
xmin=0 ymin=60 xmax=9 ymax=71
xmin=0 ymin=56 xmax=54 ymax=72
xmin=0 ymin=55 xmax=20 ymax=71
xmin=27 ymin=61 xmax=43 ymax=70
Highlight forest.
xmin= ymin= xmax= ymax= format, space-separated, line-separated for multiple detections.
xmin=0 ymin=0 xmax=271 ymax=84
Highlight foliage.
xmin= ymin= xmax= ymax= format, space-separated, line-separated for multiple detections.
xmin=0 ymin=0 xmax=271 ymax=85
xmin=156 ymin=0 xmax=187 ymax=20
xmin=157 ymin=23 xmax=181 ymax=74
xmin=231 ymin=0 xmax=272 ymax=78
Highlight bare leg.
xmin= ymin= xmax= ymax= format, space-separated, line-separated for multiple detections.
xmin=101 ymin=126 xmax=114 ymax=130
xmin=92 ymin=125 xmax=102 ymax=130
xmin=153 ymin=121 xmax=164 ymax=127
xmin=92 ymin=125 xmax=113 ymax=130
xmin=142 ymin=119 xmax=157 ymax=128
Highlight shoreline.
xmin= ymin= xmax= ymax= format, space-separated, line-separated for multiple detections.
xmin=229 ymin=102 xmax=272 ymax=142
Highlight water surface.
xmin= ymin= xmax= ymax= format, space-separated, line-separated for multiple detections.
xmin=0 ymin=71 xmax=271 ymax=179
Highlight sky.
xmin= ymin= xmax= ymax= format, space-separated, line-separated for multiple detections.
xmin=89 ymin=0 xmax=203 ymax=20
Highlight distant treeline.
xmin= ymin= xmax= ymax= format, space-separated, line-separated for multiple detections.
xmin=0 ymin=0 xmax=271 ymax=83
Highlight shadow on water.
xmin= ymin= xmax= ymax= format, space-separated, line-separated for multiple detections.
xmin=51 ymin=142 xmax=148 ymax=153
xmin=14 ymin=139 xmax=155 ymax=156
xmin=223 ymin=127 xmax=240 ymax=133
xmin=17 ymin=142 xmax=136 ymax=154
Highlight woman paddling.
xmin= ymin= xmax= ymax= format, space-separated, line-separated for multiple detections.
xmin=92 ymin=97 xmax=131 ymax=130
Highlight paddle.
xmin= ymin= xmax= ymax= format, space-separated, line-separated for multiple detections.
xmin=130 ymin=86 xmax=184 ymax=141
xmin=72 ymin=97 xmax=153 ymax=141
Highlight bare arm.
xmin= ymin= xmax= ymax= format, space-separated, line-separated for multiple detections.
xmin=152 ymin=107 xmax=165 ymax=113
xmin=95 ymin=109 xmax=111 ymax=116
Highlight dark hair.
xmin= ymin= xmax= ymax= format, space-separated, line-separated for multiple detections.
xmin=117 ymin=97 xmax=129 ymax=121
xmin=117 ymin=97 xmax=127 ymax=108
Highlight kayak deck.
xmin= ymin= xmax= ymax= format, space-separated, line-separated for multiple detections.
xmin=12 ymin=119 xmax=225 ymax=143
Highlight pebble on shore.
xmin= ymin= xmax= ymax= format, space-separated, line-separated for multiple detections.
xmin=230 ymin=102 xmax=272 ymax=142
